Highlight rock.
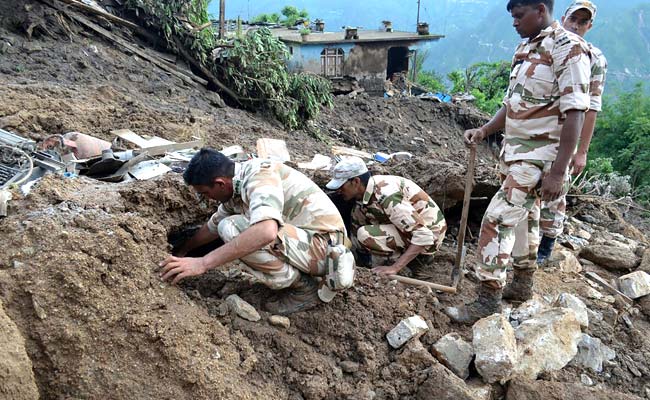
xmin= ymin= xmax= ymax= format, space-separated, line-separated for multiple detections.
xmin=571 ymin=334 xmax=616 ymax=373
xmin=225 ymin=295 xmax=261 ymax=322
xmin=395 ymin=338 xmax=436 ymax=371
xmin=545 ymin=249 xmax=582 ymax=273
xmin=577 ymin=229 xmax=592 ymax=240
xmin=473 ymin=314 xmax=518 ymax=384
xmin=639 ymin=295 xmax=650 ymax=319
xmin=514 ymin=308 xmax=582 ymax=379
xmin=417 ymin=361 xmax=483 ymax=400
xmin=617 ymin=271 xmax=650 ymax=299
xmin=0 ymin=300 xmax=40 ymax=400
xmin=510 ymin=298 xmax=547 ymax=324
xmin=553 ymin=293 xmax=589 ymax=329
xmin=639 ymin=248 xmax=650 ymax=274
xmin=580 ymin=373 xmax=594 ymax=386
xmin=580 ymin=245 xmax=640 ymax=271
xmin=386 ymin=315 xmax=429 ymax=349
xmin=466 ymin=378 xmax=494 ymax=400
xmin=339 ymin=361 xmax=360 ymax=374
xmin=431 ymin=332 xmax=474 ymax=379
xmin=561 ymin=235 xmax=590 ymax=252
xmin=507 ymin=378 xmax=642 ymax=400
xmin=268 ymin=315 xmax=290 ymax=329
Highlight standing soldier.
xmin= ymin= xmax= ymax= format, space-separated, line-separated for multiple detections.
xmin=326 ymin=156 xmax=447 ymax=278
xmin=159 ymin=148 xmax=354 ymax=315
xmin=537 ymin=0 xmax=607 ymax=263
xmin=445 ymin=0 xmax=592 ymax=324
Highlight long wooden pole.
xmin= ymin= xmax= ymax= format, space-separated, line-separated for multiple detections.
xmin=219 ymin=0 xmax=226 ymax=39
xmin=388 ymin=274 xmax=457 ymax=294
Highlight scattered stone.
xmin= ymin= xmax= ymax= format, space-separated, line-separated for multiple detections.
xmin=225 ymin=294 xmax=261 ymax=322
xmin=507 ymin=378 xmax=641 ymax=400
xmin=431 ymin=332 xmax=474 ymax=379
xmin=32 ymin=297 xmax=47 ymax=320
xmin=395 ymin=338 xmax=436 ymax=371
xmin=639 ymin=248 xmax=650 ymax=274
xmin=617 ymin=271 xmax=650 ymax=299
xmin=268 ymin=315 xmax=290 ymax=329
xmin=466 ymin=378 xmax=494 ymax=400
xmin=580 ymin=373 xmax=594 ymax=386
xmin=571 ymin=334 xmax=616 ymax=373
xmin=586 ymin=308 xmax=603 ymax=323
xmin=561 ymin=235 xmax=590 ymax=252
xmin=510 ymin=298 xmax=547 ymax=324
xmin=339 ymin=361 xmax=360 ymax=374
xmin=545 ymin=249 xmax=582 ymax=273
xmin=577 ymin=229 xmax=592 ymax=240
xmin=473 ymin=314 xmax=518 ymax=384
xmin=554 ymin=293 xmax=589 ymax=329
xmin=0 ymin=300 xmax=40 ymax=400
xmin=638 ymin=295 xmax=650 ymax=318
xmin=416 ymin=361 xmax=482 ymax=400
xmin=386 ymin=315 xmax=429 ymax=349
xmin=514 ymin=308 xmax=582 ymax=379
xmin=580 ymin=245 xmax=640 ymax=271
xmin=12 ymin=260 xmax=25 ymax=269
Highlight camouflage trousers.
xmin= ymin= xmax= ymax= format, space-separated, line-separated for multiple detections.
xmin=476 ymin=159 xmax=567 ymax=288
xmin=538 ymin=174 xmax=571 ymax=239
xmin=217 ymin=215 xmax=336 ymax=290
xmin=354 ymin=223 xmax=445 ymax=266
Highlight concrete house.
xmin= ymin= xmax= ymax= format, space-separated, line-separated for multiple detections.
xmin=272 ymin=26 xmax=444 ymax=95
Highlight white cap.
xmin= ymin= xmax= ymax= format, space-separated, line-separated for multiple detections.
xmin=326 ymin=156 xmax=368 ymax=190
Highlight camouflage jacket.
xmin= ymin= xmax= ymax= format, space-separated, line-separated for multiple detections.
xmin=207 ymin=159 xmax=346 ymax=236
xmin=588 ymin=43 xmax=607 ymax=112
xmin=351 ymin=175 xmax=446 ymax=248
xmin=503 ymin=21 xmax=591 ymax=162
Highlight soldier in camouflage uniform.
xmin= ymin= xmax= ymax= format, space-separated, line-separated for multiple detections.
xmin=536 ymin=0 xmax=608 ymax=263
xmin=160 ymin=148 xmax=352 ymax=315
xmin=326 ymin=157 xmax=447 ymax=278
xmin=445 ymin=0 xmax=592 ymax=324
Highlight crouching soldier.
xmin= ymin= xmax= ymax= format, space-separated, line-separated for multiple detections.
xmin=326 ymin=156 xmax=447 ymax=279
xmin=160 ymin=148 xmax=355 ymax=315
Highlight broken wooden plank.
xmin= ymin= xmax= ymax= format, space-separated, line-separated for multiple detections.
xmin=331 ymin=145 xmax=373 ymax=159
xmin=388 ymin=275 xmax=457 ymax=294
xmin=142 ymin=139 xmax=203 ymax=156
xmin=111 ymin=129 xmax=158 ymax=148
xmin=585 ymin=271 xmax=634 ymax=305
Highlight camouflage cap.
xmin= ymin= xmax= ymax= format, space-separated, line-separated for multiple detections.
xmin=565 ymin=0 xmax=597 ymax=20
xmin=326 ymin=156 xmax=368 ymax=190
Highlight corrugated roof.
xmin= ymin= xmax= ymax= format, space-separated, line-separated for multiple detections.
xmin=269 ymin=28 xmax=444 ymax=45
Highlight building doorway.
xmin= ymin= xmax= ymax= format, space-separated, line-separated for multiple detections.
xmin=386 ymin=46 xmax=409 ymax=79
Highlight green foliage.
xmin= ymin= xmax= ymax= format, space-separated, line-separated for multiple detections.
xmin=447 ymin=61 xmax=509 ymax=114
xmin=299 ymin=28 xmax=311 ymax=35
xmin=252 ymin=5 xmax=309 ymax=28
xmin=589 ymin=83 xmax=650 ymax=202
xmin=219 ymin=28 xmax=332 ymax=130
xmin=416 ymin=70 xmax=445 ymax=93
xmin=587 ymin=157 xmax=614 ymax=175
xmin=124 ymin=0 xmax=215 ymax=64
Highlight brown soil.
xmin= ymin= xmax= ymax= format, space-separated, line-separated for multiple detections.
xmin=1 ymin=1 xmax=650 ymax=399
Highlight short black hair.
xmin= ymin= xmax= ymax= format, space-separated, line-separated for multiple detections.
xmin=356 ymin=171 xmax=371 ymax=187
xmin=506 ymin=0 xmax=553 ymax=13
xmin=183 ymin=148 xmax=235 ymax=186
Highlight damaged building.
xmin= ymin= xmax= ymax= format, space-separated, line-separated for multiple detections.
xmin=272 ymin=25 xmax=444 ymax=95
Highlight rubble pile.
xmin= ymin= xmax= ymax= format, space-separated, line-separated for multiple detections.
xmin=1 ymin=0 xmax=650 ymax=399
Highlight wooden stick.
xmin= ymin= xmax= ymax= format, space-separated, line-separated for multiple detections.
xmin=585 ymin=271 xmax=634 ymax=305
xmin=455 ymin=145 xmax=476 ymax=269
xmin=388 ymin=275 xmax=457 ymax=294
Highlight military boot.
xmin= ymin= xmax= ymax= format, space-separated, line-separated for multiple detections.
xmin=444 ymin=283 xmax=502 ymax=325
xmin=536 ymin=235 xmax=556 ymax=265
xmin=264 ymin=273 xmax=321 ymax=315
xmin=502 ymin=269 xmax=535 ymax=302
xmin=407 ymin=254 xmax=434 ymax=280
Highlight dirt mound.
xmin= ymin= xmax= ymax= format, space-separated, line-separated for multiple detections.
xmin=0 ymin=299 xmax=39 ymax=400
xmin=2 ymin=1 xmax=650 ymax=399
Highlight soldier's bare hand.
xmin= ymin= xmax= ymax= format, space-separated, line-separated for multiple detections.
xmin=159 ymin=255 xmax=207 ymax=285
xmin=463 ymin=128 xmax=486 ymax=146
xmin=372 ymin=264 xmax=402 ymax=276
xmin=570 ymin=152 xmax=587 ymax=176
xmin=541 ymin=172 xmax=564 ymax=202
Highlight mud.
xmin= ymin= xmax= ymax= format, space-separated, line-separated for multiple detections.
xmin=1 ymin=1 xmax=650 ymax=399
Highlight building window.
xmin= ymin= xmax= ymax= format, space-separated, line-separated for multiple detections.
xmin=321 ymin=48 xmax=344 ymax=77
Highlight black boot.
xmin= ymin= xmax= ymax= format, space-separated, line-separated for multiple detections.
xmin=407 ymin=254 xmax=434 ymax=280
xmin=444 ymin=283 xmax=503 ymax=325
xmin=502 ymin=269 xmax=535 ymax=302
xmin=264 ymin=273 xmax=321 ymax=315
xmin=536 ymin=235 xmax=556 ymax=264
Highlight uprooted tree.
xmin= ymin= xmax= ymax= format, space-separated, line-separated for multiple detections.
xmin=123 ymin=0 xmax=332 ymax=130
